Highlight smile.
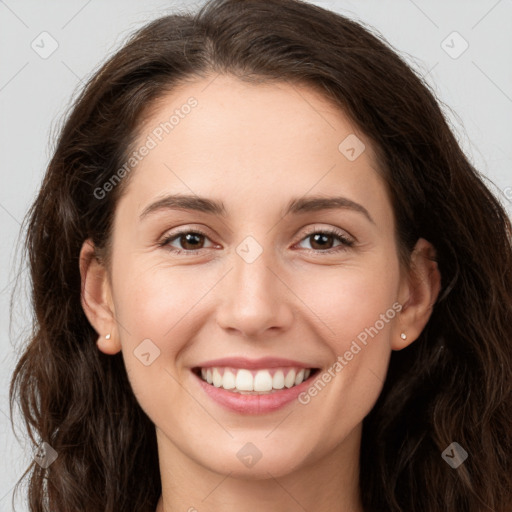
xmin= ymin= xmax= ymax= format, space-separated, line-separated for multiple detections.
xmin=191 ymin=357 xmax=321 ymax=414
xmin=194 ymin=366 xmax=317 ymax=394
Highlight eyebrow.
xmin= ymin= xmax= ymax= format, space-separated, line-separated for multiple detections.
xmin=139 ymin=193 xmax=375 ymax=224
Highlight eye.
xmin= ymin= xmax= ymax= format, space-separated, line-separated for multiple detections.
xmin=295 ymin=226 xmax=355 ymax=253
xmin=159 ymin=225 xmax=355 ymax=256
xmin=159 ymin=228 xmax=215 ymax=254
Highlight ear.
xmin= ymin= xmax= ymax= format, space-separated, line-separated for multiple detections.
xmin=392 ymin=237 xmax=441 ymax=350
xmin=79 ymin=239 xmax=122 ymax=355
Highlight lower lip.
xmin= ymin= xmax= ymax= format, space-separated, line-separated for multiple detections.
xmin=193 ymin=370 xmax=316 ymax=414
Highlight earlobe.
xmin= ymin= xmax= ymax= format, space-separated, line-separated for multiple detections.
xmin=79 ymin=239 xmax=122 ymax=355
xmin=392 ymin=238 xmax=441 ymax=350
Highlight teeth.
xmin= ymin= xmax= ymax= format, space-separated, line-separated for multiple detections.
xmin=222 ymin=369 xmax=236 ymax=390
xmin=212 ymin=368 xmax=223 ymax=387
xmin=235 ymin=369 xmax=253 ymax=391
xmin=294 ymin=369 xmax=305 ymax=386
xmin=198 ymin=367 xmax=313 ymax=393
xmin=284 ymin=370 xmax=296 ymax=388
xmin=254 ymin=370 xmax=273 ymax=392
xmin=272 ymin=370 xmax=285 ymax=389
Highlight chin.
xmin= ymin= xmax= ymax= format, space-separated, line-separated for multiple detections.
xmin=193 ymin=438 xmax=315 ymax=480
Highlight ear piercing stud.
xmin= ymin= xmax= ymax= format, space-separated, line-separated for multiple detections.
xmin=400 ymin=333 xmax=407 ymax=340
xmin=105 ymin=334 xmax=111 ymax=340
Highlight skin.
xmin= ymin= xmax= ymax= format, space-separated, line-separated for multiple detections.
xmin=80 ymin=75 xmax=441 ymax=512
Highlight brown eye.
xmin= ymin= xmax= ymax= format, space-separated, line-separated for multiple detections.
xmin=176 ymin=232 xmax=205 ymax=250
xmin=297 ymin=228 xmax=354 ymax=253
xmin=308 ymin=232 xmax=336 ymax=250
xmin=160 ymin=229 xmax=214 ymax=254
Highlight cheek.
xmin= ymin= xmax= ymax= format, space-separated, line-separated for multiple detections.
xmin=110 ymin=261 xmax=199 ymax=403
xmin=291 ymin=256 xmax=399 ymax=420
xmin=294 ymin=257 xmax=400 ymax=353
xmin=112 ymin=258 xmax=200 ymax=341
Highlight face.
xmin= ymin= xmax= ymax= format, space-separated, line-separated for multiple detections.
xmin=93 ymin=75 xmax=410 ymax=479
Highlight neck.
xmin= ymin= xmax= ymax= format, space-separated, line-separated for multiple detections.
xmin=155 ymin=425 xmax=363 ymax=512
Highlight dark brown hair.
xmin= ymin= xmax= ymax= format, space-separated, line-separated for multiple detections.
xmin=9 ymin=0 xmax=512 ymax=510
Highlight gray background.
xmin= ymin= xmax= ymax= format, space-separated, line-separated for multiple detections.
xmin=1 ymin=0 xmax=511 ymax=509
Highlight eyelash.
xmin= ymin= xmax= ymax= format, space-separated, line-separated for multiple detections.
xmin=158 ymin=226 xmax=355 ymax=255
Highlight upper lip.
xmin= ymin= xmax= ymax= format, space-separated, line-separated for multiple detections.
xmin=193 ymin=357 xmax=316 ymax=370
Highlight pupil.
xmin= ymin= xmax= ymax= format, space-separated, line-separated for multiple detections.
xmin=312 ymin=233 xmax=332 ymax=249
xmin=183 ymin=233 xmax=202 ymax=249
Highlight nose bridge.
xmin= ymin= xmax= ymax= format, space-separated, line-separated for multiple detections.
xmin=234 ymin=234 xmax=274 ymax=297
xmin=215 ymin=233 xmax=293 ymax=336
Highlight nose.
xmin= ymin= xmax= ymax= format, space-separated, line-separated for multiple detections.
xmin=215 ymin=243 xmax=294 ymax=339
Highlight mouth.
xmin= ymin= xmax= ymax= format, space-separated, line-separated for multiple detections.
xmin=192 ymin=366 xmax=320 ymax=394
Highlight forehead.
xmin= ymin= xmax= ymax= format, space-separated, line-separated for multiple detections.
xmin=119 ymin=74 xmax=391 ymax=224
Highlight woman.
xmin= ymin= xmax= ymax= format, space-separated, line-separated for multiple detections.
xmin=9 ymin=0 xmax=512 ymax=510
